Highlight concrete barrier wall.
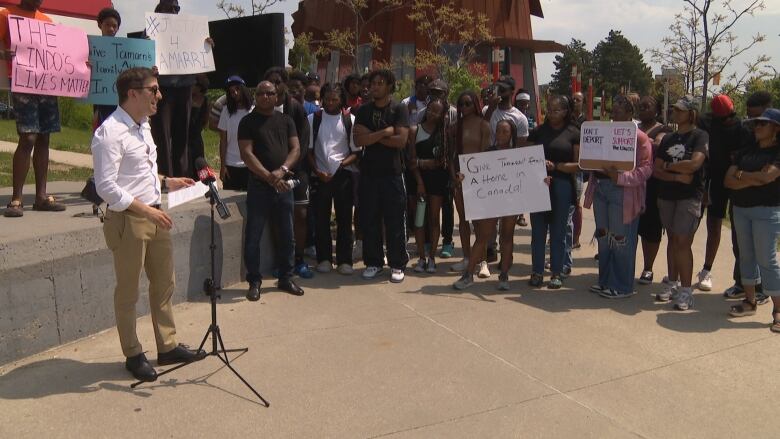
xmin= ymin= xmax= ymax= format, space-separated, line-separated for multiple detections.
xmin=0 ymin=192 xmax=272 ymax=365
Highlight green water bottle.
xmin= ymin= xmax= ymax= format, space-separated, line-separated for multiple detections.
xmin=415 ymin=196 xmax=427 ymax=228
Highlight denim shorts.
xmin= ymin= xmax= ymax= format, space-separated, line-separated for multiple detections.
xmin=13 ymin=92 xmax=61 ymax=134
xmin=657 ymin=197 xmax=702 ymax=236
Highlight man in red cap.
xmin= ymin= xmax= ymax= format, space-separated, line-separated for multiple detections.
xmin=695 ymin=94 xmax=749 ymax=292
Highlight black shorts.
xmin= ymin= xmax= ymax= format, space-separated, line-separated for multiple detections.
xmin=293 ymin=170 xmax=309 ymax=205
xmin=638 ymin=178 xmax=663 ymax=242
xmin=706 ymin=176 xmax=728 ymax=219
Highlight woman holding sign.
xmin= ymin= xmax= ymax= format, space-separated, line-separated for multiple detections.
xmin=652 ymin=96 xmax=708 ymax=310
xmin=527 ymin=95 xmax=581 ymax=289
xmin=583 ymin=96 xmax=653 ymax=299
xmin=449 ymin=91 xmax=491 ymax=274
xmin=453 ymin=119 xmax=520 ymax=290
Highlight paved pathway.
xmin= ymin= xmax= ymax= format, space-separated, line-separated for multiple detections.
xmin=1 ymin=203 xmax=778 ymax=438
xmin=0 ymin=140 xmax=94 ymax=168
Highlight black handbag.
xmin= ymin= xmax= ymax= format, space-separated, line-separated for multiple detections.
xmin=80 ymin=176 xmax=103 ymax=205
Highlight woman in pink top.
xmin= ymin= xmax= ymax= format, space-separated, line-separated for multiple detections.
xmin=583 ymin=96 xmax=653 ymax=298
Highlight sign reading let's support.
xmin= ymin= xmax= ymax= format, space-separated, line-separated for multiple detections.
xmin=8 ymin=16 xmax=90 ymax=98
xmin=85 ymin=36 xmax=155 ymax=105
xmin=459 ymin=145 xmax=551 ymax=221
xmin=145 ymin=13 xmax=214 ymax=75
xmin=578 ymin=121 xmax=638 ymax=171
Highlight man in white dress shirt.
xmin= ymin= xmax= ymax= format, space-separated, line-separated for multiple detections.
xmin=92 ymin=67 xmax=205 ymax=382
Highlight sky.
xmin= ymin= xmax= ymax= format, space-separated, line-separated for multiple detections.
xmin=58 ymin=0 xmax=780 ymax=88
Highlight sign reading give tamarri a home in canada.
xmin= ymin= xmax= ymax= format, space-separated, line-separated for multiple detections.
xmin=578 ymin=121 xmax=638 ymax=171
xmin=458 ymin=145 xmax=551 ymax=221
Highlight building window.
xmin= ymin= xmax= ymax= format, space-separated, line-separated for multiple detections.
xmin=441 ymin=43 xmax=464 ymax=65
xmin=357 ymin=44 xmax=372 ymax=74
xmin=391 ymin=43 xmax=415 ymax=81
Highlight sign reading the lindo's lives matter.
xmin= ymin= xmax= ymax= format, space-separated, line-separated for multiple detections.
xmin=8 ymin=16 xmax=90 ymax=98
xmin=85 ymin=36 xmax=155 ymax=105
xmin=459 ymin=145 xmax=551 ymax=221
xmin=145 ymin=13 xmax=214 ymax=75
xmin=578 ymin=121 xmax=638 ymax=171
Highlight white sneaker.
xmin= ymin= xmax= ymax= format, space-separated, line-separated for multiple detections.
xmin=362 ymin=266 xmax=383 ymax=280
xmin=696 ymin=270 xmax=713 ymax=291
xmin=656 ymin=280 xmax=680 ymax=302
xmin=477 ymin=261 xmax=491 ymax=278
xmin=352 ymin=240 xmax=363 ymax=261
xmin=316 ymin=261 xmax=332 ymax=273
xmin=304 ymin=245 xmax=317 ymax=259
xmin=450 ymin=258 xmax=468 ymax=272
xmin=390 ymin=268 xmax=405 ymax=283
xmin=337 ymin=264 xmax=353 ymax=275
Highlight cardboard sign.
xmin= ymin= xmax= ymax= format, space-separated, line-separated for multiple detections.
xmin=145 ymin=13 xmax=214 ymax=75
xmin=8 ymin=16 xmax=90 ymax=98
xmin=578 ymin=121 xmax=637 ymax=171
xmin=84 ymin=36 xmax=155 ymax=105
xmin=458 ymin=145 xmax=551 ymax=221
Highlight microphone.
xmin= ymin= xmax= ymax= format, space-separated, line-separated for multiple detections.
xmin=194 ymin=157 xmax=230 ymax=219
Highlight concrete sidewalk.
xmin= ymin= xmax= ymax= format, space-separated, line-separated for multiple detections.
xmin=1 ymin=207 xmax=778 ymax=438
xmin=0 ymin=140 xmax=94 ymax=168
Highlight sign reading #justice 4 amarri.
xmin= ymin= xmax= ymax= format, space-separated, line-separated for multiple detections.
xmin=145 ymin=12 xmax=214 ymax=75
xmin=8 ymin=16 xmax=90 ymax=98
xmin=578 ymin=121 xmax=637 ymax=171
xmin=459 ymin=145 xmax=551 ymax=221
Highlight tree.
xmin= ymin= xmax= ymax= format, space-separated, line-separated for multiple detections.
xmin=549 ymin=39 xmax=593 ymax=96
xmin=320 ymin=0 xmax=404 ymax=72
xmin=649 ymin=0 xmax=767 ymax=109
xmin=592 ymin=30 xmax=652 ymax=97
xmin=289 ymin=32 xmax=317 ymax=72
xmin=216 ymin=0 xmax=284 ymax=18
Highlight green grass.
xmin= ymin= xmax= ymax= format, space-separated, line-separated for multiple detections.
xmin=0 ymin=120 xmax=93 ymax=154
xmin=0 ymin=152 xmax=93 ymax=186
xmin=0 ymin=119 xmax=221 ymax=166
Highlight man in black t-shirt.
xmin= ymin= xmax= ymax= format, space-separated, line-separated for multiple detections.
xmin=353 ymin=70 xmax=410 ymax=282
xmin=238 ymin=81 xmax=305 ymax=301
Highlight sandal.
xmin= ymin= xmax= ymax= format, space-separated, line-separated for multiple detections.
xmin=3 ymin=200 xmax=23 ymax=217
xmin=32 ymin=195 xmax=66 ymax=212
xmin=729 ymin=299 xmax=757 ymax=317
xmin=772 ymin=312 xmax=780 ymax=333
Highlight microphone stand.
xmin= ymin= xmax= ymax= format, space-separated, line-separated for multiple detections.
xmin=131 ymin=187 xmax=269 ymax=407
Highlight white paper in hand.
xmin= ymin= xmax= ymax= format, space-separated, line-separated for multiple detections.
xmin=167 ymin=182 xmax=209 ymax=209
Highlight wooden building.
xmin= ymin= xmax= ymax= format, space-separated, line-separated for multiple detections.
xmin=291 ymin=0 xmax=564 ymax=113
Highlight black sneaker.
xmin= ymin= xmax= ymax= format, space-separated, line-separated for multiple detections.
xmin=246 ymin=282 xmax=261 ymax=301
xmin=756 ymin=292 xmax=771 ymax=305
xmin=638 ymin=270 xmax=653 ymax=285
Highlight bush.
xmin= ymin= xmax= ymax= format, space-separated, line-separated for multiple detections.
xmin=58 ymin=97 xmax=93 ymax=130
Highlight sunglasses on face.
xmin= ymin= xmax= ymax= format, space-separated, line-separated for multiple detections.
xmin=133 ymin=85 xmax=160 ymax=95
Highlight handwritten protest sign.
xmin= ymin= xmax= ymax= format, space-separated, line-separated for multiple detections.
xmin=84 ymin=36 xmax=155 ymax=105
xmin=458 ymin=145 xmax=551 ymax=221
xmin=8 ymin=16 xmax=90 ymax=98
xmin=578 ymin=121 xmax=637 ymax=171
xmin=145 ymin=13 xmax=214 ymax=75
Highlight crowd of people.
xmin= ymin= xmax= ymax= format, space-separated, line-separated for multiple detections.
xmin=3 ymin=0 xmax=780 ymax=383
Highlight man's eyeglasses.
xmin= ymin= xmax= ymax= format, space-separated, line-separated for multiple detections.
xmin=133 ymin=86 xmax=160 ymax=95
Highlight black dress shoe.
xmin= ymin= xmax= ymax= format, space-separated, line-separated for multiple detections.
xmin=246 ymin=282 xmax=261 ymax=301
xmin=278 ymin=279 xmax=304 ymax=296
xmin=157 ymin=344 xmax=207 ymax=366
xmin=125 ymin=353 xmax=157 ymax=382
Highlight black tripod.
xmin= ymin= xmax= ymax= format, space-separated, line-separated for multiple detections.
xmin=131 ymin=189 xmax=269 ymax=407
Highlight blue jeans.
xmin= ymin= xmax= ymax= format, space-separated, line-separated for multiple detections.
xmin=359 ymin=173 xmax=409 ymax=269
xmin=593 ymin=179 xmax=640 ymax=294
xmin=531 ymin=175 xmax=575 ymax=275
xmin=244 ymin=177 xmax=295 ymax=284
xmin=733 ymin=206 xmax=780 ymax=296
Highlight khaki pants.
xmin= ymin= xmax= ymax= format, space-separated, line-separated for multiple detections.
xmin=103 ymin=209 xmax=178 ymax=358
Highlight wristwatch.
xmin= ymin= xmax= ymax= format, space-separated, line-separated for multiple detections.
xmin=280 ymin=165 xmax=290 ymax=174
